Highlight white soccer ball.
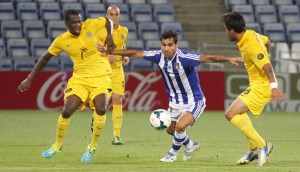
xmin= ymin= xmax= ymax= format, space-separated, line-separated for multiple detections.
xmin=149 ymin=109 xmax=171 ymax=131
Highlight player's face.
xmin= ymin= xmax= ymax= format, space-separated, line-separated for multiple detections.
xmin=224 ymin=24 xmax=237 ymax=42
xmin=66 ymin=14 xmax=82 ymax=36
xmin=161 ymin=38 xmax=178 ymax=60
xmin=106 ymin=7 xmax=121 ymax=28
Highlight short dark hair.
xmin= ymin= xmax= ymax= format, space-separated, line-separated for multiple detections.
xmin=160 ymin=29 xmax=178 ymax=44
xmin=64 ymin=9 xmax=80 ymax=21
xmin=222 ymin=11 xmax=246 ymax=33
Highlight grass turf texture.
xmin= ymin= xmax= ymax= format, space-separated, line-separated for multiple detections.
xmin=0 ymin=110 xmax=299 ymax=172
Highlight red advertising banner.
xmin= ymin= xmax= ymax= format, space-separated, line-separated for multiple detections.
xmin=0 ymin=71 xmax=224 ymax=111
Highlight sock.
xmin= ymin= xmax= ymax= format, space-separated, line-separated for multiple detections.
xmin=54 ymin=114 xmax=70 ymax=148
xmin=240 ymin=113 xmax=257 ymax=150
xmin=90 ymin=112 xmax=106 ymax=149
xmin=230 ymin=114 xmax=266 ymax=148
xmin=112 ymin=104 xmax=123 ymax=137
xmin=184 ymin=137 xmax=194 ymax=150
xmin=171 ymin=131 xmax=187 ymax=154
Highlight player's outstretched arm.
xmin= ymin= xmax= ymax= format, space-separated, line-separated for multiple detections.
xmin=200 ymin=54 xmax=242 ymax=66
xmin=96 ymin=44 xmax=144 ymax=58
xmin=17 ymin=52 xmax=53 ymax=93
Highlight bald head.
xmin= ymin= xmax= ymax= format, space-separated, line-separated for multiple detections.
xmin=106 ymin=5 xmax=121 ymax=28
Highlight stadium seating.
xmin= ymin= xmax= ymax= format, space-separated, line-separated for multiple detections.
xmin=14 ymin=57 xmax=36 ymax=71
xmin=125 ymin=0 xmax=147 ymax=6
xmin=43 ymin=57 xmax=60 ymax=70
xmin=179 ymin=40 xmax=191 ymax=51
xmin=274 ymin=42 xmax=297 ymax=73
xmin=248 ymin=0 xmax=271 ymax=6
xmin=145 ymin=40 xmax=161 ymax=50
xmin=224 ymin=0 xmax=248 ymax=10
xmin=153 ymin=4 xmax=175 ymax=23
xmin=0 ymin=39 xmax=6 ymax=57
xmin=30 ymin=38 xmax=51 ymax=58
xmin=7 ymin=38 xmax=30 ymax=57
xmin=103 ymin=0 xmax=124 ymax=3
xmin=263 ymin=23 xmax=286 ymax=42
xmin=138 ymin=22 xmax=160 ymax=40
xmin=246 ymin=23 xmax=262 ymax=33
xmin=106 ymin=3 xmax=130 ymax=22
xmin=82 ymin=0 xmax=102 ymax=3
xmin=131 ymin=4 xmax=153 ymax=23
xmin=291 ymin=42 xmax=300 ymax=60
xmin=23 ymin=20 xmax=46 ymax=41
xmin=147 ymin=0 xmax=169 ymax=5
xmin=286 ymin=23 xmax=300 ymax=44
xmin=84 ymin=3 xmax=106 ymax=18
xmin=0 ymin=58 xmax=13 ymax=70
xmin=278 ymin=5 xmax=300 ymax=24
xmin=1 ymin=20 xmax=23 ymax=40
xmin=0 ymin=2 xmax=16 ymax=21
xmin=271 ymin=0 xmax=293 ymax=7
xmin=16 ymin=2 xmax=39 ymax=21
xmin=61 ymin=3 xmax=84 ymax=20
xmin=126 ymin=40 xmax=144 ymax=49
xmin=120 ymin=21 xmax=138 ymax=40
xmin=39 ymin=2 xmax=62 ymax=23
xmin=60 ymin=57 xmax=73 ymax=70
xmin=161 ymin=22 xmax=183 ymax=40
xmin=254 ymin=5 xmax=278 ymax=24
xmin=47 ymin=20 xmax=66 ymax=40
xmin=232 ymin=5 xmax=255 ymax=23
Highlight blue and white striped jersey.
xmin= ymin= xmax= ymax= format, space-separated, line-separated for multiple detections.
xmin=143 ymin=49 xmax=205 ymax=105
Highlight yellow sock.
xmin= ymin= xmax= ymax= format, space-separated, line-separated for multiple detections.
xmin=112 ymin=104 xmax=123 ymax=137
xmin=90 ymin=112 xmax=106 ymax=149
xmin=230 ymin=114 xmax=266 ymax=148
xmin=54 ymin=114 xmax=70 ymax=148
xmin=240 ymin=113 xmax=257 ymax=150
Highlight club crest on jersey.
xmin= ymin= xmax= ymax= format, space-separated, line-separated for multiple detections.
xmin=121 ymin=33 xmax=126 ymax=40
xmin=65 ymin=88 xmax=72 ymax=93
xmin=175 ymin=63 xmax=180 ymax=70
xmin=86 ymin=31 xmax=92 ymax=38
xmin=257 ymin=53 xmax=264 ymax=60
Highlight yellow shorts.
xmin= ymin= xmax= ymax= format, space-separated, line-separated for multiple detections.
xmin=239 ymin=84 xmax=271 ymax=116
xmin=64 ymin=75 xmax=112 ymax=110
xmin=110 ymin=69 xmax=125 ymax=95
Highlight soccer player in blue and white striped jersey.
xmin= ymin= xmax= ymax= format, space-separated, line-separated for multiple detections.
xmin=97 ymin=29 xmax=242 ymax=162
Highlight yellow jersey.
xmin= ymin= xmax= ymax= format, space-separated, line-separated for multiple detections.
xmin=237 ymin=30 xmax=270 ymax=86
xmin=48 ymin=17 xmax=112 ymax=78
xmin=97 ymin=24 xmax=128 ymax=70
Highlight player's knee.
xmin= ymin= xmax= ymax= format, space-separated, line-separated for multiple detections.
xmin=95 ymin=107 xmax=107 ymax=115
xmin=166 ymin=127 xmax=174 ymax=135
xmin=224 ymin=111 xmax=233 ymax=121
xmin=61 ymin=111 xmax=72 ymax=118
xmin=175 ymin=123 xmax=186 ymax=132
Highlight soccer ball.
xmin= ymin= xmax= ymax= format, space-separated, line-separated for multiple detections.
xmin=149 ymin=109 xmax=171 ymax=131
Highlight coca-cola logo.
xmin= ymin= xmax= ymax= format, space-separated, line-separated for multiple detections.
xmin=37 ymin=71 xmax=68 ymax=110
xmin=123 ymin=71 xmax=163 ymax=111
xmin=36 ymin=71 xmax=166 ymax=111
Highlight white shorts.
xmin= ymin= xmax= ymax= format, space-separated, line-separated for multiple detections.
xmin=168 ymin=98 xmax=206 ymax=122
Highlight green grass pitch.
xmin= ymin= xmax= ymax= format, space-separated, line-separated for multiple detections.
xmin=0 ymin=110 xmax=299 ymax=172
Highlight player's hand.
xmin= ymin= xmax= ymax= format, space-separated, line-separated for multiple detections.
xmin=229 ymin=57 xmax=243 ymax=66
xmin=108 ymin=55 xmax=116 ymax=63
xmin=123 ymin=56 xmax=130 ymax=66
xmin=96 ymin=44 xmax=108 ymax=56
xmin=271 ymin=88 xmax=286 ymax=103
xmin=17 ymin=78 xmax=32 ymax=94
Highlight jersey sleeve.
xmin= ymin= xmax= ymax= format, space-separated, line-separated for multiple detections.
xmin=143 ymin=50 xmax=161 ymax=64
xmin=248 ymin=44 xmax=270 ymax=70
xmin=48 ymin=38 xmax=62 ymax=56
xmin=179 ymin=51 xmax=200 ymax=67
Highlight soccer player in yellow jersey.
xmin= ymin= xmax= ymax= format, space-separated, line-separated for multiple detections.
xmin=17 ymin=9 xmax=114 ymax=163
xmin=222 ymin=12 xmax=286 ymax=167
xmin=92 ymin=5 xmax=129 ymax=145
